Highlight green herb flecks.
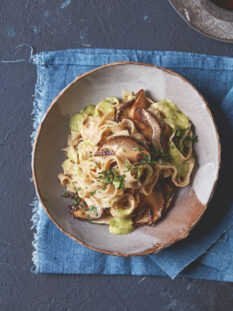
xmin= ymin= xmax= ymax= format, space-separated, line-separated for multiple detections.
xmin=90 ymin=206 xmax=98 ymax=216
xmin=159 ymin=161 xmax=168 ymax=166
xmin=133 ymin=146 xmax=142 ymax=151
xmin=124 ymin=160 xmax=131 ymax=172
xmin=73 ymin=186 xmax=81 ymax=192
xmin=150 ymin=145 xmax=170 ymax=162
xmin=175 ymin=128 xmax=189 ymax=138
xmin=114 ymin=174 xmax=125 ymax=190
xmin=74 ymin=196 xmax=81 ymax=205
xmin=97 ymin=168 xmax=125 ymax=190
xmin=85 ymin=206 xmax=98 ymax=217
xmin=166 ymin=188 xmax=173 ymax=200
xmin=140 ymin=153 xmax=157 ymax=165
xmin=87 ymin=215 xmax=92 ymax=222
xmin=90 ymin=190 xmax=96 ymax=196
xmin=181 ymin=133 xmax=198 ymax=154
xmin=190 ymin=134 xmax=198 ymax=143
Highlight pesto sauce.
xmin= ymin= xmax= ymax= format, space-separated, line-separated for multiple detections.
xmin=156 ymin=100 xmax=191 ymax=177
xmin=109 ymin=217 xmax=134 ymax=235
xmin=95 ymin=97 xmax=117 ymax=115
xmin=70 ymin=105 xmax=96 ymax=132
xmin=169 ymin=142 xmax=188 ymax=177
xmin=157 ymin=100 xmax=190 ymax=130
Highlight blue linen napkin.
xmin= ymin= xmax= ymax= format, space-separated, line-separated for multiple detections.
xmin=31 ymin=49 xmax=233 ymax=281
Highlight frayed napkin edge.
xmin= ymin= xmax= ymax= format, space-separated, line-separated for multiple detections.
xmin=31 ymin=55 xmax=49 ymax=273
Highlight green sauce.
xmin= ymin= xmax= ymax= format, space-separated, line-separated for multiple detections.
xmin=157 ymin=100 xmax=190 ymax=130
xmin=155 ymin=100 xmax=191 ymax=177
xmin=70 ymin=113 xmax=84 ymax=132
xmin=109 ymin=217 xmax=134 ymax=235
xmin=95 ymin=97 xmax=118 ymax=116
xmin=67 ymin=147 xmax=78 ymax=163
xmin=80 ymin=104 xmax=95 ymax=116
xmin=70 ymin=105 xmax=96 ymax=132
xmin=62 ymin=159 xmax=71 ymax=171
xmin=169 ymin=142 xmax=188 ymax=177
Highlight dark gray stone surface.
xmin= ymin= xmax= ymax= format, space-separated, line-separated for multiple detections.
xmin=0 ymin=0 xmax=233 ymax=310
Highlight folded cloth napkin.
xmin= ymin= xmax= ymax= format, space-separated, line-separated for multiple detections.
xmin=31 ymin=49 xmax=233 ymax=281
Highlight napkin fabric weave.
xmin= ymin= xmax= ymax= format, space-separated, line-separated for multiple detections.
xmin=32 ymin=49 xmax=233 ymax=281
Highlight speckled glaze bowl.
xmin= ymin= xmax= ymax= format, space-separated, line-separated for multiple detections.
xmin=169 ymin=0 xmax=233 ymax=42
xmin=32 ymin=62 xmax=221 ymax=256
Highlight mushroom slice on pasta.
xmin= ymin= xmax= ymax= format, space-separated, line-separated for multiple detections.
xmin=95 ymin=136 xmax=149 ymax=162
xmin=134 ymin=187 xmax=165 ymax=226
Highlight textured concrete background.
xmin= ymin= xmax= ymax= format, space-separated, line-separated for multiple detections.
xmin=0 ymin=0 xmax=233 ymax=310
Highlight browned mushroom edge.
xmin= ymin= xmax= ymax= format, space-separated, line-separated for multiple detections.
xmin=133 ymin=187 xmax=165 ymax=226
xmin=133 ymin=108 xmax=162 ymax=149
xmin=70 ymin=204 xmax=105 ymax=221
xmin=94 ymin=135 xmax=150 ymax=162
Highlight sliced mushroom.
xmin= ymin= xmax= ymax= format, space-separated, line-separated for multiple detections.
xmin=95 ymin=136 xmax=149 ymax=162
xmin=133 ymin=108 xmax=162 ymax=149
xmin=94 ymin=148 xmax=115 ymax=157
xmin=92 ymin=213 xmax=113 ymax=224
xmin=70 ymin=202 xmax=105 ymax=220
xmin=160 ymin=180 xmax=175 ymax=211
xmin=116 ymin=89 xmax=162 ymax=149
xmin=134 ymin=187 xmax=165 ymax=226
xmin=115 ymin=99 xmax=135 ymax=123
xmin=132 ymin=203 xmax=147 ymax=222
xmin=129 ymin=89 xmax=148 ymax=116
xmin=117 ymin=89 xmax=147 ymax=121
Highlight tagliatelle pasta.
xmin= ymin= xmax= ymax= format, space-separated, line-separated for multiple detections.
xmin=58 ymin=89 xmax=197 ymax=235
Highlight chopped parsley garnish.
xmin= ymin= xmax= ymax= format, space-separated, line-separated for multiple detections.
xmin=124 ymin=160 xmax=131 ymax=172
xmin=85 ymin=206 xmax=98 ymax=217
xmin=150 ymin=146 xmax=170 ymax=162
xmin=87 ymin=215 xmax=92 ymax=222
xmin=140 ymin=153 xmax=157 ymax=165
xmin=90 ymin=206 xmax=98 ymax=216
xmin=74 ymin=196 xmax=81 ymax=205
xmin=61 ymin=192 xmax=70 ymax=198
xmin=181 ymin=133 xmax=198 ymax=154
xmin=73 ymin=186 xmax=80 ymax=192
xmin=175 ymin=128 xmax=188 ymax=138
xmin=114 ymin=174 xmax=125 ymax=190
xmin=123 ymin=149 xmax=127 ymax=152
xmin=166 ymin=188 xmax=173 ymax=200
xmin=133 ymin=146 xmax=142 ymax=151
xmin=190 ymin=134 xmax=198 ymax=143
xmin=90 ymin=190 xmax=96 ymax=196
xmin=97 ymin=168 xmax=125 ymax=189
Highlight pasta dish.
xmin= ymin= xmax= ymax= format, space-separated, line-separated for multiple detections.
xmin=58 ymin=89 xmax=197 ymax=235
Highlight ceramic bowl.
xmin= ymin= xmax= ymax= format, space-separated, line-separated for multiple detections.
xmin=169 ymin=0 xmax=233 ymax=42
xmin=32 ymin=62 xmax=221 ymax=256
